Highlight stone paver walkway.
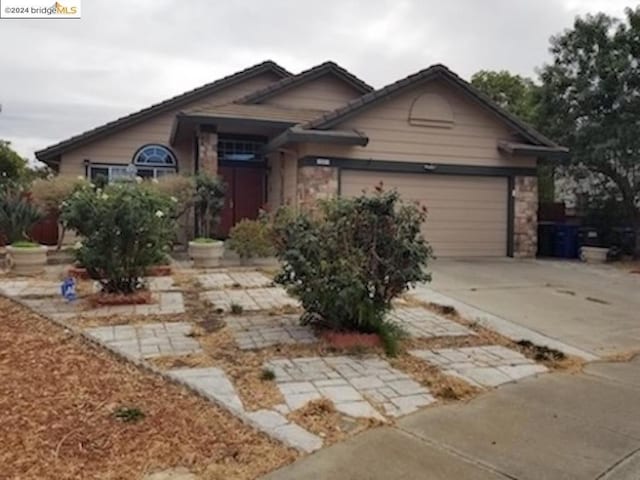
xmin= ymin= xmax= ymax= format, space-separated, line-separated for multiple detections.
xmin=201 ymin=287 xmax=299 ymax=312
xmin=85 ymin=322 xmax=200 ymax=359
xmin=0 ymin=279 xmax=59 ymax=297
xmin=410 ymin=345 xmax=548 ymax=388
xmin=197 ymin=271 xmax=273 ymax=290
xmin=388 ymin=307 xmax=475 ymax=338
xmin=23 ymin=291 xmax=185 ymax=321
xmin=168 ymin=367 xmax=323 ymax=453
xmin=226 ymin=314 xmax=317 ymax=350
xmin=266 ymin=356 xmax=435 ymax=418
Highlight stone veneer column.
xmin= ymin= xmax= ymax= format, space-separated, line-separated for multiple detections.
xmin=197 ymin=126 xmax=218 ymax=175
xmin=297 ymin=166 xmax=339 ymax=210
xmin=513 ymin=176 xmax=538 ymax=258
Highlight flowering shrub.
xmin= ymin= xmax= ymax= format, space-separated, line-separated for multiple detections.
xmin=273 ymin=187 xmax=433 ymax=354
xmin=61 ymin=182 xmax=176 ymax=294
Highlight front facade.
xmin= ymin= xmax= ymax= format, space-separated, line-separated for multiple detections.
xmin=36 ymin=60 xmax=567 ymax=258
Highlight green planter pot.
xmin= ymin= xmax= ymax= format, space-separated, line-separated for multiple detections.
xmin=188 ymin=240 xmax=224 ymax=268
xmin=6 ymin=245 xmax=48 ymax=275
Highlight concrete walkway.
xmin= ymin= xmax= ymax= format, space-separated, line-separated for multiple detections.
xmin=263 ymin=356 xmax=640 ymax=480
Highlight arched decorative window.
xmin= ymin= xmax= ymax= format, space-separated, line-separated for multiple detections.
xmin=132 ymin=144 xmax=178 ymax=178
xmin=408 ymin=93 xmax=455 ymax=128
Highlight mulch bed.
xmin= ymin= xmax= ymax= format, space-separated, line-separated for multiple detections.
xmin=0 ymin=297 xmax=297 ymax=480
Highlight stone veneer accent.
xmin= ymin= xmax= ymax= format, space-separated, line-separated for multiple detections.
xmin=513 ymin=176 xmax=538 ymax=258
xmin=297 ymin=166 xmax=338 ymax=209
xmin=197 ymin=128 xmax=218 ymax=175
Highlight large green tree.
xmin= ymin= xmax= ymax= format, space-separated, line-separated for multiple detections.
xmin=471 ymin=70 xmax=540 ymax=123
xmin=0 ymin=140 xmax=28 ymax=183
xmin=538 ymin=7 xmax=640 ymax=255
xmin=471 ymin=70 xmax=555 ymax=202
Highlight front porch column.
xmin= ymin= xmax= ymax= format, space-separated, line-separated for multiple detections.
xmin=197 ymin=125 xmax=218 ymax=175
xmin=297 ymin=166 xmax=339 ymax=210
xmin=513 ymin=176 xmax=538 ymax=258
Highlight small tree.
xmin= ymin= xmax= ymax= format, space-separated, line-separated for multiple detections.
xmin=193 ymin=174 xmax=226 ymax=239
xmin=30 ymin=175 xmax=89 ymax=249
xmin=61 ymin=182 xmax=176 ymax=294
xmin=273 ymin=186 xmax=433 ymax=353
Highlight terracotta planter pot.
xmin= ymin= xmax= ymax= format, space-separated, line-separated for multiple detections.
xmin=68 ymin=266 xmax=90 ymax=280
xmin=322 ymin=331 xmax=382 ymax=349
xmin=580 ymin=246 xmax=608 ymax=264
xmin=188 ymin=240 xmax=224 ymax=268
xmin=6 ymin=245 xmax=48 ymax=275
xmin=146 ymin=265 xmax=172 ymax=276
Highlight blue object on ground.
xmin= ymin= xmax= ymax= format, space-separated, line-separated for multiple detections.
xmin=60 ymin=277 xmax=77 ymax=302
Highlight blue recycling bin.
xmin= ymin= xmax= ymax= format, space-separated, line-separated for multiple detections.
xmin=553 ymin=224 xmax=579 ymax=259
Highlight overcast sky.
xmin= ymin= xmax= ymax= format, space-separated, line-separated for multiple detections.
xmin=0 ymin=0 xmax=633 ymax=161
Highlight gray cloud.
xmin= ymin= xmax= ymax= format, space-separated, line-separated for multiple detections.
xmin=0 ymin=0 xmax=631 ymax=161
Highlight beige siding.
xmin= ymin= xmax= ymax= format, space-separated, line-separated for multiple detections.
xmin=299 ymin=79 xmax=536 ymax=169
xmin=262 ymin=75 xmax=363 ymax=111
xmin=341 ymin=170 xmax=508 ymax=257
xmin=58 ymin=72 xmax=282 ymax=176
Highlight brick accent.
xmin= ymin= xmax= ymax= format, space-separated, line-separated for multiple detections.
xmin=513 ymin=176 xmax=538 ymax=258
xmin=197 ymin=129 xmax=218 ymax=175
xmin=297 ymin=166 xmax=338 ymax=209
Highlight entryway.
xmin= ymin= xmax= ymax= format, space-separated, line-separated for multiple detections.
xmin=218 ymin=165 xmax=265 ymax=237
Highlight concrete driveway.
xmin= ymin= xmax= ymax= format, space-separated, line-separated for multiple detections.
xmin=427 ymin=258 xmax=640 ymax=358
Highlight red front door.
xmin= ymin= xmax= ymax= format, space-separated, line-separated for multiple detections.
xmin=217 ymin=165 xmax=265 ymax=237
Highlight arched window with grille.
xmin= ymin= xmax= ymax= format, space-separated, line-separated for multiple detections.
xmin=132 ymin=144 xmax=178 ymax=178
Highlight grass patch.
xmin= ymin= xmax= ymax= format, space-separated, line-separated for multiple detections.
xmin=230 ymin=303 xmax=244 ymax=315
xmin=515 ymin=340 xmax=566 ymax=362
xmin=260 ymin=368 xmax=276 ymax=381
xmin=113 ymin=406 xmax=145 ymax=423
xmin=10 ymin=241 xmax=40 ymax=248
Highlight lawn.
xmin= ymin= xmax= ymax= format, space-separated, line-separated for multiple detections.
xmin=0 ymin=297 xmax=296 ymax=480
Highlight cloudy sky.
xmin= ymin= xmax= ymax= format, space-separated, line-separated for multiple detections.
xmin=0 ymin=0 xmax=633 ymax=161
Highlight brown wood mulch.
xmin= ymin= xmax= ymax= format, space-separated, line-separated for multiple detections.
xmin=0 ymin=297 xmax=297 ymax=480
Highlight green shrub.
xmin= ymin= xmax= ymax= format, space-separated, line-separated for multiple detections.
xmin=273 ymin=187 xmax=433 ymax=354
xmin=227 ymin=217 xmax=274 ymax=260
xmin=193 ymin=174 xmax=226 ymax=239
xmin=61 ymin=182 xmax=176 ymax=294
xmin=0 ymin=185 xmax=43 ymax=244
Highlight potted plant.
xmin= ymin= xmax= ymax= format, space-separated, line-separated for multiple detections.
xmin=188 ymin=174 xmax=226 ymax=268
xmin=0 ymin=185 xmax=46 ymax=275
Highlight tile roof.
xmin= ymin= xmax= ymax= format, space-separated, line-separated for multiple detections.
xmin=234 ymin=61 xmax=373 ymax=104
xmin=36 ymin=60 xmax=291 ymax=163
xmin=304 ymin=64 xmax=561 ymax=148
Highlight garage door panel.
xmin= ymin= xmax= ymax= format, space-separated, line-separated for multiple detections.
xmin=341 ymin=170 xmax=508 ymax=257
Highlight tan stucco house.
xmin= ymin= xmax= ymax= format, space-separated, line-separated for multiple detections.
xmin=36 ymin=60 xmax=567 ymax=258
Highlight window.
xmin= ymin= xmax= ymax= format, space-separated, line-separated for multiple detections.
xmin=132 ymin=144 xmax=178 ymax=178
xmin=218 ymin=138 xmax=264 ymax=163
xmin=89 ymin=165 xmax=131 ymax=183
